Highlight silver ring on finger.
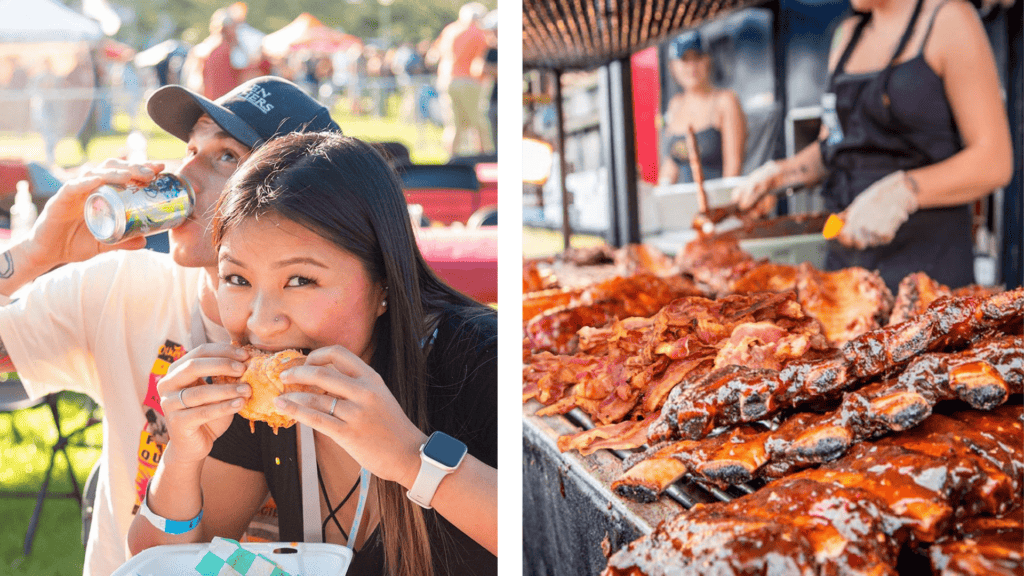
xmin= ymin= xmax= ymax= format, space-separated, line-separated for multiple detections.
xmin=178 ymin=388 xmax=189 ymax=410
xmin=328 ymin=396 xmax=339 ymax=417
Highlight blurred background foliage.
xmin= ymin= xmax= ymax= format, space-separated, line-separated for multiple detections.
xmin=60 ymin=0 xmax=497 ymax=50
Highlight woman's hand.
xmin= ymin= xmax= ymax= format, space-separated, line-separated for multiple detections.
xmin=731 ymin=160 xmax=782 ymax=214
xmin=273 ymin=346 xmax=428 ymax=488
xmin=836 ymin=170 xmax=919 ymax=250
xmin=157 ymin=343 xmax=251 ymax=466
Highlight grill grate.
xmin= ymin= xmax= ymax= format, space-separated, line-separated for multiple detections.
xmin=523 ymin=0 xmax=764 ymax=70
xmin=565 ymin=408 xmax=761 ymax=508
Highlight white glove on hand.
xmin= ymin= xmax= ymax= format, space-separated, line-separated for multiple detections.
xmin=837 ymin=170 xmax=920 ymax=250
xmin=731 ymin=160 xmax=783 ymax=210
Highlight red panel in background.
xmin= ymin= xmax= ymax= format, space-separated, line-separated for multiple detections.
xmin=405 ymin=190 xmax=481 ymax=225
xmin=0 ymin=160 xmax=31 ymax=198
xmin=475 ymin=162 xmax=498 ymax=208
xmin=631 ymin=47 xmax=661 ymax=185
xmin=415 ymin=226 xmax=498 ymax=304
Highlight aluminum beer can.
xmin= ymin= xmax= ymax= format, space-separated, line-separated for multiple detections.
xmin=84 ymin=174 xmax=194 ymax=244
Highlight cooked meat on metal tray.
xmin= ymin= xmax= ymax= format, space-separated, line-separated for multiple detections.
xmin=603 ymin=405 xmax=1023 ymax=576
xmin=616 ymin=335 xmax=1022 ymax=500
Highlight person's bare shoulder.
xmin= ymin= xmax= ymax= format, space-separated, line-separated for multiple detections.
xmin=926 ymin=0 xmax=990 ymax=75
xmin=714 ymin=89 xmax=744 ymax=119
xmin=716 ymin=88 xmax=742 ymax=110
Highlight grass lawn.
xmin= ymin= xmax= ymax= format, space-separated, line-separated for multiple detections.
xmin=0 ymin=389 xmax=102 ymax=576
xmin=1 ymin=95 xmax=447 ymax=170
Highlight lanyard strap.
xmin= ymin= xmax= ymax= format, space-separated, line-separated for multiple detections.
xmin=299 ymin=423 xmax=371 ymax=549
xmin=190 ymin=302 xmax=208 ymax=349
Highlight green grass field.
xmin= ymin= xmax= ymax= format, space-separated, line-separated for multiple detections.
xmin=0 ymin=94 xmax=447 ymax=169
xmin=0 ymin=390 xmax=102 ymax=575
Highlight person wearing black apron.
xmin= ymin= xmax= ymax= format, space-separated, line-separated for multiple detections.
xmin=732 ymin=0 xmax=1012 ymax=292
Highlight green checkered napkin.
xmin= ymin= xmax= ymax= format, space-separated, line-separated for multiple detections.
xmin=195 ymin=538 xmax=293 ymax=576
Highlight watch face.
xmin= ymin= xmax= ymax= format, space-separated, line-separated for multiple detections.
xmin=423 ymin=431 xmax=468 ymax=468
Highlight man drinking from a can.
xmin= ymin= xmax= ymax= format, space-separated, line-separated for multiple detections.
xmin=0 ymin=76 xmax=340 ymax=576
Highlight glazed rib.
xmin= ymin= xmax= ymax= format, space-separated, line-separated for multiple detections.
xmin=603 ymin=406 xmax=1024 ymax=576
xmin=928 ymin=512 xmax=1024 ymax=576
xmin=652 ymin=288 xmax=1024 ymax=443
xmin=614 ymin=335 xmax=1023 ymax=501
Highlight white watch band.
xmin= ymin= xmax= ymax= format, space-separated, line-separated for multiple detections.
xmin=406 ymin=454 xmax=452 ymax=509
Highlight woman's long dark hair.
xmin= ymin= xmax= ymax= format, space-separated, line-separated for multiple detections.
xmin=212 ymin=131 xmax=492 ymax=576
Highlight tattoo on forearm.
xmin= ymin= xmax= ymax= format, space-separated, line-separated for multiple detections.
xmin=0 ymin=252 xmax=12 ymax=279
xmin=783 ymin=159 xmax=825 ymax=188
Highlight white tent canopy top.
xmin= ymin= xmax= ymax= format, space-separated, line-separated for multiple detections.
xmin=0 ymin=0 xmax=103 ymax=43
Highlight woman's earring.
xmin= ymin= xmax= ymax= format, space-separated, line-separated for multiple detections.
xmin=382 ymin=299 xmax=387 ymax=307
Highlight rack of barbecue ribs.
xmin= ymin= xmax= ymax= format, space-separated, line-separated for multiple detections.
xmin=614 ymin=334 xmax=1023 ymax=501
xmin=613 ymin=290 xmax=1022 ymax=501
xmin=887 ymin=271 xmax=1005 ymax=326
xmin=602 ymin=404 xmax=1023 ymax=576
xmin=647 ymin=287 xmax=1023 ymax=445
xmin=524 ymin=243 xmax=679 ymax=295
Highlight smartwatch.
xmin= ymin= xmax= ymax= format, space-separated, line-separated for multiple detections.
xmin=406 ymin=431 xmax=468 ymax=509
xmin=139 ymin=485 xmax=203 ymax=535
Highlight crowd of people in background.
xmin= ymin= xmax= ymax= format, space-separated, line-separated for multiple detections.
xmin=0 ymin=1 xmax=498 ymax=166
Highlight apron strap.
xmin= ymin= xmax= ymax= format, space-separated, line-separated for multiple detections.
xmin=879 ymin=0 xmax=927 ymax=98
xmin=919 ymin=0 xmax=951 ymax=55
xmin=834 ymin=0 xmax=925 ymax=80
xmin=833 ymin=13 xmax=871 ymax=77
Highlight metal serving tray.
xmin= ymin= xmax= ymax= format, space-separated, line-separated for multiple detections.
xmin=523 ymin=400 xmax=758 ymax=574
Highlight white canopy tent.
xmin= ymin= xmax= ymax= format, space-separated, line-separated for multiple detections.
xmin=0 ymin=0 xmax=103 ymax=42
xmin=0 ymin=0 xmax=105 ymax=163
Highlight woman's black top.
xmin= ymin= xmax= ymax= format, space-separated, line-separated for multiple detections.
xmin=819 ymin=0 xmax=974 ymax=290
xmin=209 ymin=303 xmax=498 ymax=576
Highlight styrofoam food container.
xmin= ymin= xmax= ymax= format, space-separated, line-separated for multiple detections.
xmin=112 ymin=542 xmax=353 ymax=576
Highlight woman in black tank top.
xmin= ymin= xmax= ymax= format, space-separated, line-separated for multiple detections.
xmin=730 ymin=0 xmax=1012 ymax=291
xmin=659 ymin=31 xmax=747 ymax=185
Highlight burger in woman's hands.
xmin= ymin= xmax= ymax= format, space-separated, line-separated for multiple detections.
xmin=214 ymin=345 xmax=323 ymax=434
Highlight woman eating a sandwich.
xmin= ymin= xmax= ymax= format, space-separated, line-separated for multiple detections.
xmin=126 ymin=132 xmax=498 ymax=576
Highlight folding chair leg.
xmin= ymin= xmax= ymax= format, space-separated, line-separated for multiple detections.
xmin=22 ymin=395 xmax=85 ymax=556
xmin=23 ymin=447 xmax=57 ymax=556
xmin=48 ymin=395 xmax=83 ymax=502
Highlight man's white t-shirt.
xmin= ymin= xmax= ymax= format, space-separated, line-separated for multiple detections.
xmin=0 ymin=249 xmax=229 ymax=576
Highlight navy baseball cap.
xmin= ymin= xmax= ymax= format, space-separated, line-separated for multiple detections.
xmin=147 ymin=76 xmax=341 ymax=150
xmin=672 ymin=31 xmax=704 ymax=59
